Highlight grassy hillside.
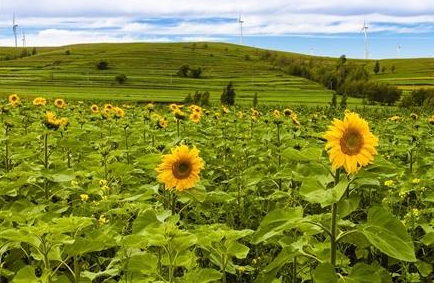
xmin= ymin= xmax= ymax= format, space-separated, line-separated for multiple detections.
xmin=0 ymin=42 xmax=344 ymax=105
xmin=1 ymin=42 xmax=433 ymax=104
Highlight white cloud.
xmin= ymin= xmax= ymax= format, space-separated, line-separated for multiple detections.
xmin=1 ymin=0 xmax=434 ymax=46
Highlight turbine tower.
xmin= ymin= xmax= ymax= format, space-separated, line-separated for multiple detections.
xmin=13 ymin=13 xmax=18 ymax=48
xmin=22 ymin=31 xmax=26 ymax=47
xmin=238 ymin=14 xmax=244 ymax=45
xmin=361 ymin=19 xmax=369 ymax=59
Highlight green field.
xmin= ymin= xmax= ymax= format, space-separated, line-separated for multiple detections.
xmin=0 ymin=42 xmax=347 ymax=105
xmin=1 ymin=42 xmax=434 ymax=104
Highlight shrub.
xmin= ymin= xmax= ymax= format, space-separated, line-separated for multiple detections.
xmin=97 ymin=60 xmax=109 ymax=70
xmin=115 ymin=74 xmax=127 ymax=84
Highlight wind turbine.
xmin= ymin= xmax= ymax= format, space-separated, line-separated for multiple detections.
xmin=238 ymin=14 xmax=244 ymax=45
xmin=22 ymin=31 xmax=26 ymax=47
xmin=361 ymin=19 xmax=369 ymax=59
xmin=13 ymin=13 xmax=18 ymax=48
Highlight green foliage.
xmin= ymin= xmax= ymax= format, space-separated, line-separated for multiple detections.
xmin=96 ymin=60 xmax=109 ymax=70
xmin=115 ymin=73 xmax=127 ymax=84
xmin=374 ymin=61 xmax=381 ymax=75
xmin=220 ymin=81 xmax=236 ymax=105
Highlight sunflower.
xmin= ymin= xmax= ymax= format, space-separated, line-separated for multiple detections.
xmin=173 ymin=109 xmax=186 ymax=120
xmin=388 ymin=115 xmax=400 ymax=121
xmin=156 ymin=145 xmax=204 ymax=191
xmin=214 ymin=112 xmax=220 ymax=120
xmin=169 ymin=103 xmax=182 ymax=112
xmin=145 ymin=103 xmax=155 ymax=111
xmin=33 ymin=97 xmax=47 ymax=106
xmin=190 ymin=112 xmax=201 ymax=123
xmin=90 ymin=104 xmax=99 ymax=113
xmin=324 ymin=112 xmax=378 ymax=174
xmin=104 ymin=104 xmax=113 ymax=110
xmin=54 ymin=98 xmax=66 ymax=108
xmin=283 ymin=108 xmax=293 ymax=117
xmin=45 ymin=111 xmax=68 ymax=129
xmin=410 ymin=113 xmax=418 ymax=120
xmin=222 ymin=106 xmax=230 ymax=114
xmin=273 ymin=109 xmax=281 ymax=118
xmin=8 ymin=94 xmax=20 ymax=104
xmin=291 ymin=114 xmax=301 ymax=126
xmin=430 ymin=115 xmax=434 ymax=125
xmin=113 ymin=106 xmax=125 ymax=118
xmin=157 ymin=118 xmax=168 ymax=129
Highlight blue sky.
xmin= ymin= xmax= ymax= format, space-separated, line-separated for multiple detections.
xmin=1 ymin=0 xmax=434 ymax=58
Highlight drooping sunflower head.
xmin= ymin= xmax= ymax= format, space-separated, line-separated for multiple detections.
xmin=324 ymin=112 xmax=378 ymax=174
xmin=190 ymin=112 xmax=201 ymax=123
xmin=33 ymin=97 xmax=47 ymax=106
xmin=145 ymin=103 xmax=155 ymax=111
xmin=156 ymin=145 xmax=204 ymax=191
xmin=410 ymin=113 xmax=418 ymax=120
xmin=91 ymin=104 xmax=99 ymax=113
xmin=222 ymin=106 xmax=230 ymax=114
xmin=291 ymin=114 xmax=300 ymax=126
xmin=388 ymin=115 xmax=400 ymax=121
xmin=214 ymin=112 xmax=220 ymax=120
xmin=54 ymin=98 xmax=66 ymax=108
xmin=157 ymin=118 xmax=168 ymax=129
xmin=104 ymin=104 xmax=113 ymax=111
xmin=173 ymin=109 xmax=186 ymax=120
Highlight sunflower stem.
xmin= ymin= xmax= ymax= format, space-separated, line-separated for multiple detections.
xmin=4 ymin=125 xmax=10 ymax=172
xmin=44 ymin=133 xmax=49 ymax=169
xmin=330 ymin=168 xmax=341 ymax=267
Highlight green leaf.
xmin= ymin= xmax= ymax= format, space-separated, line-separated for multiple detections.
xmin=415 ymin=261 xmax=433 ymax=277
xmin=359 ymin=206 xmax=416 ymax=262
xmin=182 ymin=268 xmax=222 ymax=283
xmin=339 ymin=263 xmax=382 ymax=283
xmin=126 ymin=253 xmax=158 ymax=274
xmin=282 ymin=147 xmax=322 ymax=162
xmin=300 ymin=179 xmax=349 ymax=208
xmin=313 ymin=263 xmax=338 ymax=283
xmin=252 ymin=207 xmax=303 ymax=244
xmin=12 ymin=266 xmax=38 ymax=283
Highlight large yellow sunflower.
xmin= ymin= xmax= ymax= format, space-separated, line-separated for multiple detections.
xmin=190 ymin=112 xmax=201 ymax=123
xmin=156 ymin=145 xmax=204 ymax=191
xmin=54 ymin=98 xmax=66 ymax=108
xmin=323 ymin=112 xmax=378 ymax=174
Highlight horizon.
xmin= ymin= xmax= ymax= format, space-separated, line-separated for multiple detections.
xmin=1 ymin=0 xmax=434 ymax=59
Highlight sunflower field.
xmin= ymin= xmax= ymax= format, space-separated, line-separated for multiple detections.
xmin=1 ymin=94 xmax=434 ymax=283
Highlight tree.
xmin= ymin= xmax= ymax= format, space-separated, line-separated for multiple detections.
xmin=193 ymin=91 xmax=202 ymax=103
xmin=253 ymin=92 xmax=258 ymax=108
xmin=115 ymin=74 xmax=127 ymax=84
xmin=32 ymin=47 xmax=37 ymax=55
xmin=338 ymin=55 xmax=347 ymax=65
xmin=221 ymin=81 xmax=236 ymax=105
xmin=184 ymin=93 xmax=193 ymax=104
xmin=97 ymin=60 xmax=109 ymax=70
xmin=340 ymin=93 xmax=348 ymax=109
xmin=190 ymin=67 xmax=202 ymax=78
xmin=330 ymin=92 xmax=337 ymax=108
xmin=200 ymin=91 xmax=210 ymax=106
xmin=177 ymin=65 xmax=190 ymax=77
xmin=381 ymin=66 xmax=386 ymax=73
xmin=373 ymin=61 xmax=380 ymax=75
xmin=65 ymin=50 xmax=71 ymax=55
xmin=391 ymin=65 xmax=396 ymax=73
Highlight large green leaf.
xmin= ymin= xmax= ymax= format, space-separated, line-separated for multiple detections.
xmin=282 ymin=147 xmax=322 ymax=162
xmin=359 ymin=206 xmax=416 ymax=262
xmin=300 ymin=178 xmax=349 ymax=208
xmin=182 ymin=268 xmax=221 ymax=283
xmin=11 ymin=266 xmax=38 ymax=283
xmin=251 ymin=207 xmax=303 ymax=244
xmin=313 ymin=263 xmax=338 ymax=283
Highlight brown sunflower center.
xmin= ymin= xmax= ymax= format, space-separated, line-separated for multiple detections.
xmin=340 ymin=128 xmax=364 ymax=155
xmin=172 ymin=160 xmax=193 ymax=179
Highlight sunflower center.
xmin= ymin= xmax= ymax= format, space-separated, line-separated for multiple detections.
xmin=172 ymin=160 xmax=193 ymax=179
xmin=340 ymin=128 xmax=364 ymax=155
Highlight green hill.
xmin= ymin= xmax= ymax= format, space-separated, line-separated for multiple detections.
xmin=1 ymin=42 xmax=433 ymax=104
xmin=0 ymin=42 xmax=339 ymax=105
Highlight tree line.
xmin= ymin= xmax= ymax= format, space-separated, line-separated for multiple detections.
xmin=261 ymin=52 xmax=402 ymax=105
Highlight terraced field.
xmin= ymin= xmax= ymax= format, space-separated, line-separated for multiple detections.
xmin=0 ymin=43 xmax=345 ymax=105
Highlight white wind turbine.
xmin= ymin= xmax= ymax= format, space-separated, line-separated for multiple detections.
xmin=238 ymin=14 xmax=244 ymax=45
xmin=361 ymin=19 xmax=369 ymax=59
xmin=13 ymin=13 xmax=19 ymax=48
xmin=22 ymin=31 xmax=26 ymax=47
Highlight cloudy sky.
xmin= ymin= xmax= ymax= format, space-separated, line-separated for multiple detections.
xmin=1 ymin=0 xmax=434 ymax=58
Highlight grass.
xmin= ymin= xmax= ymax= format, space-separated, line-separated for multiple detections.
xmin=0 ymin=42 xmax=338 ymax=105
xmin=1 ymin=42 xmax=433 ymax=104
